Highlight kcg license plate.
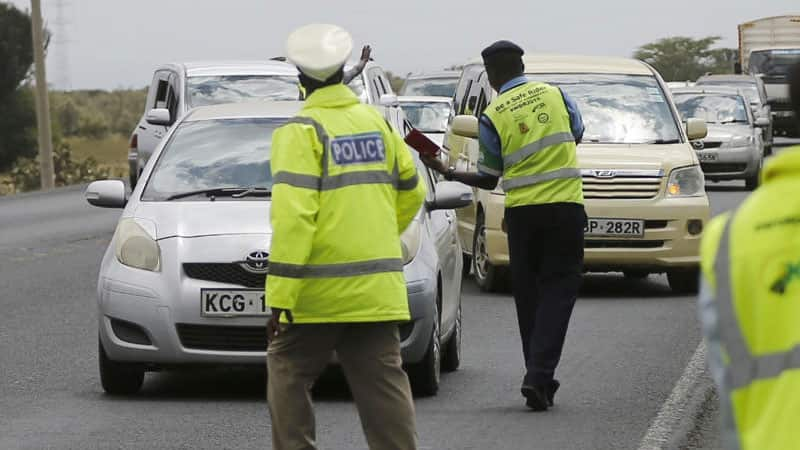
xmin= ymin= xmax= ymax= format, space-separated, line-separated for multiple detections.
xmin=584 ymin=218 xmax=645 ymax=238
xmin=201 ymin=289 xmax=269 ymax=317
xmin=697 ymin=152 xmax=718 ymax=162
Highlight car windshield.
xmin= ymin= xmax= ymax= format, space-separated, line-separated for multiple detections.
xmin=673 ymin=94 xmax=749 ymax=124
xmin=401 ymin=101 xmax=451 ymax=133
xmin=696 ymin=81 xmax=760 ymax=104
xmin=142 ymin=118 xmax=284 ymax=201
xmin=528 ymin=73 xmax=682 ymax=144
xmin=400 ymin=78 xmax=459 ymax=97
xmin=187 ymin=75 xmax=299 ymax=108
xmin=749 ymin=49 xmax=800 ymax=79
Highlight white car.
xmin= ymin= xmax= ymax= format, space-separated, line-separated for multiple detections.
xmin=86 ymin=101 xmax=472 ymax=396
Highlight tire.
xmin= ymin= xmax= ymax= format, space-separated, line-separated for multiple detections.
xmin=408 ymin=304 xmax=441 ymax=396
xmin=745 ymin=173 xmax=759 ymax=191
xmin=623 ymin=270 xmax=649 ymax=280
xmin=441 ymin=301 xmax=461 ymax=372
xmin=668 ymin=268 xmax=700 ymax=295
xmin=472 ymin=214 xmax=509 ymax=293
xmin=99 ymin=339 xmax=144 ymax=395
xmin=462 ymin=253 xmax=472 ymax=277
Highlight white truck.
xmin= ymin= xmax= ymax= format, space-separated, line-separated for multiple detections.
xmin=738 ymin=16 xmax=800 ymax=136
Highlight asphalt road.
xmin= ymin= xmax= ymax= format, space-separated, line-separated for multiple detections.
xmin=0 ymin=139 xmax=796 ymax=450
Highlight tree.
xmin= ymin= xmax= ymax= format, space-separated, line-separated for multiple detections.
xmin=633 ymin=36 xmax=737 ymax=81
xmin=0 ymin=3 xmax=37 ymax=170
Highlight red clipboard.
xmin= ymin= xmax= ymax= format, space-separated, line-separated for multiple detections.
xmin=404 ymin=128 xmax=441 ymax=157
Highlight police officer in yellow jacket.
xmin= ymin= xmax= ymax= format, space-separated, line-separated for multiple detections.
xmin=699 ymin=62 xmax=800 ymax=450
xmin=422 ymin=41 xmax=586 ymax=411
xmin=265 ymin=24 xmax=425 ymax=450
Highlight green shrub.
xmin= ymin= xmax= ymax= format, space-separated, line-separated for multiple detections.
xmin=8 ymin=141 xmax=112 ymax=192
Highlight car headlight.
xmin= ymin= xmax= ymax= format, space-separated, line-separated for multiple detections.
xmin=730 ymin=136 xmax=754 ymax=147
xmin=400 ymin=220 xmax=421 ymax=265
xmin=114 ymin=218 xmax=161 ymax=272
xmin=667 ymin=165 xmax=705 ymax=197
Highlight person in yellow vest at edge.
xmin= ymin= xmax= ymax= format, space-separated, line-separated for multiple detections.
xmin=699 ymin=61 xmax=800 ymax=450
xmin=265 ymin=24 xmax=425 ymax=450
xmin=421 ymin=41 xmax=586 ymax=411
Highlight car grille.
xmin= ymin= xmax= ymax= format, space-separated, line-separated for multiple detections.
xmin=183 ymin=263 xmax=267 ymax=288
xmin=176 ymin=324 xmax=267 ymax=352
xmin=585 ymin=240 xmax=665 ymax=249
xmin=581 ymin=169 xmax=663 ymax=200
xmin=696 ymin=141 xmax=723 ymax=149
xmin=700 ymin=163 xmax=747 ymax=173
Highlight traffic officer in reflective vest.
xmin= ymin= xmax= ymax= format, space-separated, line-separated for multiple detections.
xmin=265 ymin=24 xmax=425 ymax=450
xmin=699 ymin=62 xmax=800 ymax=450
xmin=422 ymin=40 xmax=586 ymax=411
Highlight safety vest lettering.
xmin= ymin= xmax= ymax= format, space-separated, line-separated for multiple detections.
xmin=331 ymin=133 xmax=386 ymax=165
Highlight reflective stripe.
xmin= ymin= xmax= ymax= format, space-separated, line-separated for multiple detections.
xmin=273 ymin=171 xmax=320 ymax=190
xmin=396 ymin=173 xmax=420 ymax=191
xmin=716 ymin=216 xmax=800 ymax=391
xmin=503 ymin=132 xmax=574 ymax=168
xmin=268 ymin=258 xmax=404 ymax=279
xmin=321 ymin=170 xmax=394 ymax=190
xmin=501 ymin=167 xmax=581 ymax=191
xmin=477 ymin=163 xmax=502 ymax=176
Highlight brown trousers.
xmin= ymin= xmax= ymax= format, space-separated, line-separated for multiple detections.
xmin=267 ymin=322 xmax=417 ymax=450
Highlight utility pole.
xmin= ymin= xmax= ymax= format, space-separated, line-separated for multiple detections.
xmin=30 ymin=0 xmax=55 ymax=190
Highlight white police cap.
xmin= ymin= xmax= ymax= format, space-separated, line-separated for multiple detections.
xmin=287 ymin=24 xmax=353 ymax=82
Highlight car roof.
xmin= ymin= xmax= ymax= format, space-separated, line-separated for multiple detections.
xmin=671 ymin=87 xmax=743 ymax=96
xmin=185 ymin=101 xmax=304 ymax=122
xmin=696 ymin=74 xmax=758 ymax=84
xmin=465 ymin=54 xmax=654 ymax=75
xmin=406 ymin=71 xmax=460 ymax=80
xmin=398 ymin=95 xmax=453 ymax=103
xmin=177 ymin=61 xmax=297 ymax=77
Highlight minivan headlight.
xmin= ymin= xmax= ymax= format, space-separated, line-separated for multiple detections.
xmin=730 ymin=136 xmax=754 ymax=147
xmin=667 ymin=165 xmax=705 ymax=197
xmin=114 ymin=218 xmax=161 ymax=272
xmin=400 ymin=220 xmax=421 ymax=265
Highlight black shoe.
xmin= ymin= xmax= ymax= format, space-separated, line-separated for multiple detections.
xmin=521 ymin=384 xmax=548 ymax=411
xmin=547 ymin=380 xmax=560 ymax=407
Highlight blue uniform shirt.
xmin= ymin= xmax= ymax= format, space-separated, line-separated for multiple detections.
xmin=478 ymin=76 xmax=584 ymax=176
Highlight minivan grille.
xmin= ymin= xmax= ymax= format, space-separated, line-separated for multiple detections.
xmin=183 ymin=263 xmax=266 ymax=288
xmin=581 ymin=169 xmax=663 ymax=200
xmin=176 ymin=324 xmax=267 ymax=352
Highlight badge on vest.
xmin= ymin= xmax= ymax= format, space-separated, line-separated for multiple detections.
xmin=331 ymin=133 xmax=386 ymax=166
xmin=771 ymin=260 xmax=800 ymax=295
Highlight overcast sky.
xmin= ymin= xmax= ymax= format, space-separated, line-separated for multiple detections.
xmin=6 ymin=0 xmax=798 ymax=90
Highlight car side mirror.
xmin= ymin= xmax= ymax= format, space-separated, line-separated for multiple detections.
xmin=755 ymin=117 xmax=770 ymax=128
xmin=85 ymin=180 xmax=127 ymax=208
xmin=379 ymin=94 xmax=399 ymax=107
xmin=685 ymin=118 xmax=708 ymax=141
xmin=427 ymin=181 xmax=473 ymax=211
xmin=146 ymin=108 xmax=171 ymax=126
xmin=451 ymin=115 xmax=479 ymax=138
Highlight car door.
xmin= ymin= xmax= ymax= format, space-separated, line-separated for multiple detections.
xmin=422 ymin=164 xmax=461 ymax=334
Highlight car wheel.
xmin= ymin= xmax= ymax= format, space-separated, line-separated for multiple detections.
xmin=623 ymin=270 xmax=649 ymax=280
xmin=99 ymin=339 xmax=144 ymax=395
xmin=462 ymin=253 xmax=471 ymax=277
xmin=441 ymin=301 xmax=461 ymax=372
xmin=408 ymin=304 xmax=440 ymax=396
xmin=667 ymin=268 xmax=700 ymax=295
xmin=473 ymin=214 xmax=509 ymax=293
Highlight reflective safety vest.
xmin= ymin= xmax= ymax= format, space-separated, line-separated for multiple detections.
xmin=266 ymin=84 xmax=426 ymax=323
xmin=482 ymin=81 xmax=583 ymax=208
xmin=700 ymin=146 xmax=800 ymax=450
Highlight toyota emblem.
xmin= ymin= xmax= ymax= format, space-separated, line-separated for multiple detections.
xmin=242 ymin=251 xmax=269 ymax=273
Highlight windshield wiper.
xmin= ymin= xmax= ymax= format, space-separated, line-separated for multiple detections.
xmin=165 ymin=187 xmax=270 ymax=201
xmin=644 ymin=139 xmax=681 ymax=144
xmin=720 ymin=120 xmax=748 ymax=124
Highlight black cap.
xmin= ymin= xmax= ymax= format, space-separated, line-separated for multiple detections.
xmin=481 ymin=40 xmax=524 ymax=60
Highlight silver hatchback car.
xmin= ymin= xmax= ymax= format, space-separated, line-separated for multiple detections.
xmin=86 ymin=101 xmax=472 ymax=396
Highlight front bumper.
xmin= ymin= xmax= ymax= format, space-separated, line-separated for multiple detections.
xmin=697 ymin=145 xmax=761 ymax=181
xmin=98 ymin=237 xmax=437 ymax=367
xmin=478 ymin=194 xmax=709 ymax=272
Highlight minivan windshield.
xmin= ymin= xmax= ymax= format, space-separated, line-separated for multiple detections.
xmin=527 ymin=74 xmax=682 ymax=144
xmin=749 ymin=49 xmax=800 ymax=79
xmin=401 ymin=101 xmax=451 ymax=133
xmin=672 ymin=94 xmax=749 ymax=124
xmin=142 ymin=118 xmax=284 ymax=201
xmin=187 ymin=76 xmax=299 ymax=108
xmin=400 ymin=78 xmax=459 ymax=97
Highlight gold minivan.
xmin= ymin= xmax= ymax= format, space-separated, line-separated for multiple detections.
xmin=444 ymin=54 xmax=710 ymax=293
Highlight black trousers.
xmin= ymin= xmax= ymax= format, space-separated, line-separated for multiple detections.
xmin=505 ymin=202 xmax=586 ymax=386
